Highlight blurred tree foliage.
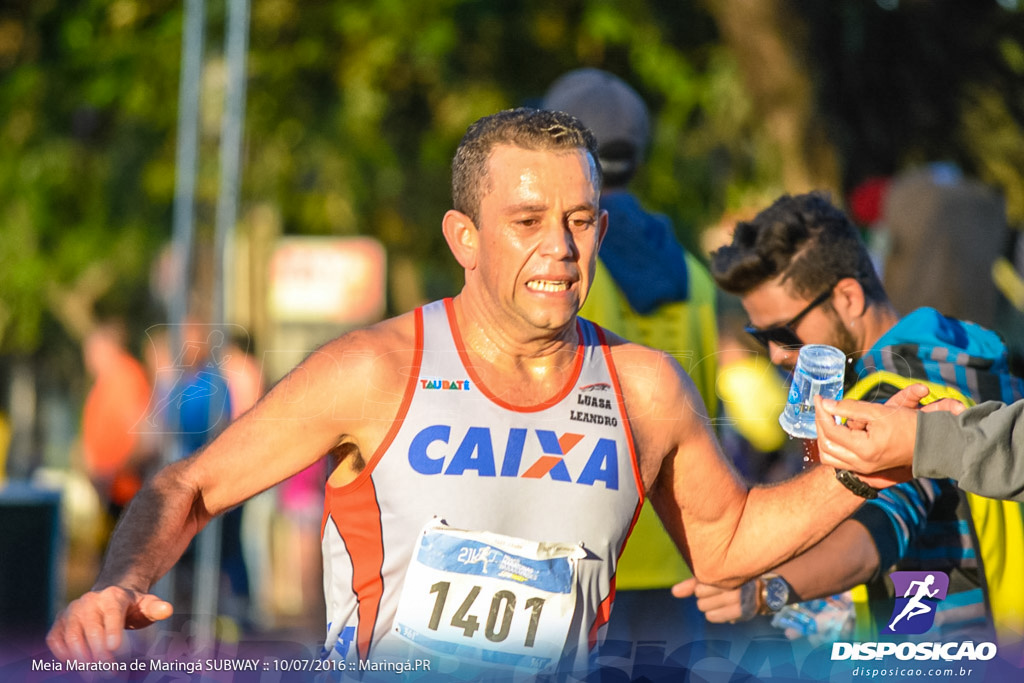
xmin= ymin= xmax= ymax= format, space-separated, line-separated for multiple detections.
xmin=1 ymin=0 xmax=1022 ymax=357
xmin=795 ymin=0 xmax=1024 ymax=214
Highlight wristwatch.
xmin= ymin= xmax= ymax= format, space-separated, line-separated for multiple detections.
xmin=835 ymin=468 xmax=880 ymax=499
xmin=758 ymin=574 xmax=792 ymax=614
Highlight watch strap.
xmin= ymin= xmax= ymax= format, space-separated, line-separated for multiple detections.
xmin=835 ymin=468 xmax=880 ymax=499
xmin=753 ymin=576 xmax=768 ymax=615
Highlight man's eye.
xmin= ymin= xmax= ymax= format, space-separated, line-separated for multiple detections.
xmin=569 ymin=218 xmax=595 ymax=232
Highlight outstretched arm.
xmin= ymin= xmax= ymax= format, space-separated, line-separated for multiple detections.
xmin=47 ymin=323 xmax=413 ymax=662
xmin=47 ymin=460 xmax=206 ymax=661
xmin=617 ymin=345 xmax=893 ymax=588
xmin=677 ymin=387 xmax=956 ymax=623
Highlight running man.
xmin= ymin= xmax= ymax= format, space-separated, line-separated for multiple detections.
xmin=888 ymin=574 xmax=939 ymax=631
xmin=46 ymin=109 xmax=890 ymax=674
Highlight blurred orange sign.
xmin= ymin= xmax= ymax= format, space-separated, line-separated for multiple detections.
xmin=269 ymin=237 xmax=386 ymax=324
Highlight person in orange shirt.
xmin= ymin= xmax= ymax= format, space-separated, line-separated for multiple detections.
xmin=81 ymin=322 xmax=155 ymax=522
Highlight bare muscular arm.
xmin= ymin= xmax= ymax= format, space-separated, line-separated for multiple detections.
xmin=47 ymin=317 xmax=416 ymax=662
xmin=675 ymin=519 xmax=879 ymax=622
xmin=612 ymin=342 xmax=870 ymax=588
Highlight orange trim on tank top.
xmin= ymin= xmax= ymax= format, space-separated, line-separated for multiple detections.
xmin=593 ymin=324 xmax=645 ymax=504
xmin=322 ymin=306 xmax=425 ymax=503
xmin=324 ymin=478 xmax=386 ymax=661
xmin=443 ymin=297 xmax=585 ymax=413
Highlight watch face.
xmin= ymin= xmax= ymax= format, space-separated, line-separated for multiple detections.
xmin=765 ymin=578 xmax=790 ymax=612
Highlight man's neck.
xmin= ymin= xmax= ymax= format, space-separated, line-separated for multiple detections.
xmin=857 ymin=302 xmax=902 ymax=356
xmin=450 ymin=292 xmax=580 ymax=393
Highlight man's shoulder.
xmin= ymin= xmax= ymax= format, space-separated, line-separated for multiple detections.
xmin=306 ymin=309 xmax=419 ymax=374
xmin=600 ymin=331 xmax=700 ymax=407
xmin=861 ymin=307 xmax=1022 ymax=404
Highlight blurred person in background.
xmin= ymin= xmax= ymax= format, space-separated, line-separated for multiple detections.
xmin=271 ymin=459 xmax=326 ymax=637
xmin=542 ymin=68 xmax=719 ymax=649
xmin=678 ymin=192 xmax=1024 ymax=658
xmin=147 ymin=317 xmax=249 ymax=630
xmin=713 ymin=308 xmax=795 ymax=483
xmin=222 ymin=330 xmax=264 ymax=422
xmin=81 ymin=321 xmax=156 ymax=531
xmin=221 ymin=329 xmax=326 ymax=636
xmin=881 ymin=163 xmax=1008 ymax=330
xmin=161 ymin=318 xmax=233 ymax=457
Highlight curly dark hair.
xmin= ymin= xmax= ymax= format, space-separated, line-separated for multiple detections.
xmin=451 ymin=107 xmax=601 ymax=224
xmin=710 ymin=192 xmax=887 ymax=304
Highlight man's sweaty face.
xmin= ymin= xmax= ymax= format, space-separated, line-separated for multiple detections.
xmin=472 ymin=145 xmax=604 ymax=333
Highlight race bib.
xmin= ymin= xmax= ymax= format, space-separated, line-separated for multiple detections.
xmin=393 ymin=519 xmax=586 ymax=672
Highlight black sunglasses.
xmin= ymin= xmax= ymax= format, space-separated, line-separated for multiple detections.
xmin=745 ymin=288 xmax=834 ymax=350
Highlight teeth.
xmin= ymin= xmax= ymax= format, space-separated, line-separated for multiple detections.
xmin=527 ymin=280 xmax=569 ymax=293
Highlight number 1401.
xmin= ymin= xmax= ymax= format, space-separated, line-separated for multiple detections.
xmin=427 ymin=581 xmax=546 ymax=647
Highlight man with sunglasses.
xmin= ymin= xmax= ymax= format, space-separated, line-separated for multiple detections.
xmin=675 ymin=192 xmax=1024 ymax=653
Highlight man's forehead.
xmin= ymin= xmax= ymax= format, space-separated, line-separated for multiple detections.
xmin=740 ymin=277 xmax=802 ymax=322
xmin=482 ymin=145 xmax=598 ymax=195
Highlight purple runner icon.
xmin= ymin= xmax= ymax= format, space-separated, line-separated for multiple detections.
xmin=884 ymin=571 xmax=950 ymax=635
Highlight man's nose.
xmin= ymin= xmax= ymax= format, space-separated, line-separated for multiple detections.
xmin=538 ymin=219 xmax=577 ymax=259
xmin=768 ymin=341 xmax=795 ymax=368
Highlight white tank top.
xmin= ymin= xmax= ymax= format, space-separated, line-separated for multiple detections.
xmin=320 ymin=299 xmax=643 ymax=673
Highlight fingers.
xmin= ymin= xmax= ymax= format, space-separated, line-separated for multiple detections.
xmin=818 ymin=396 xmax=887 ymax=424
xmin=843 ymin=418 xmax=869 ymax=431
xmin=46 ymin=587 xmax=169 ymax=663
xmin=700 ymin=600 xmax=747 ymax=623
xmin=671 ymin=577 xmax=696 ymax=599
xmin=46 ymin=612 xmax=73 ymax=661
xmin=133 ymin=594 xmax=174 ymax=627
xmin=47 ymin=600 xmax=106 ymax=662
xmin=921 ymin=398 xmax=967 ymax=415
xmin=816 ymin=434 xmax=863 ymax=470
xmin=816 ymin=401 xmax=869 ymax=454
xmin=694 ymin=583 xmax=750 ymax=623
xmin=882 ymin=384 xmax=930 ymax=409
xmin=101 ymin=602 xmax=125 ymax=655
xmin=84 ymin=615 xmax=111 ymax=663
xmin=676 ymin=579 xmax=753 ymax=623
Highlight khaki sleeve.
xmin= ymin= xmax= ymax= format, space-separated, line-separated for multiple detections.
xmin=914 ymin=400 xmax=1024 ymax=502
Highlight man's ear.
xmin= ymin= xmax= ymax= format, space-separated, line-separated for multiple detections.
xmin=597 ymin=208 xmax=609 ymax=247
xmin=442 ymin=209 xmax=479 ymax=270
xmin=832 ymin=277 xmax=867 ymax=322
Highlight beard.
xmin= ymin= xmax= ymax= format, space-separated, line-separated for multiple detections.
xmin=823 ymin=310 xmax=862 ymax=388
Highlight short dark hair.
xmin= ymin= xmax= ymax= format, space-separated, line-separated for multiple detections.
xmin=710 ymin=192 xmax=888 ymax=303
xmin=451 ymin=107 xmax=601 ymax=224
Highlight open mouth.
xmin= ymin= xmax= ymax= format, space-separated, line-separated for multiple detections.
xmin=526 ymin=279 xmax=571 ymax=293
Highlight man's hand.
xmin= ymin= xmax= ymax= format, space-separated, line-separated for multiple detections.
xmin=672 ymin=577 xmax=758 ymax=623
xmin=47 ymin=587 xmax=173 ymax=662
xmin=814 ymin=386 xmax=966 ymax=476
